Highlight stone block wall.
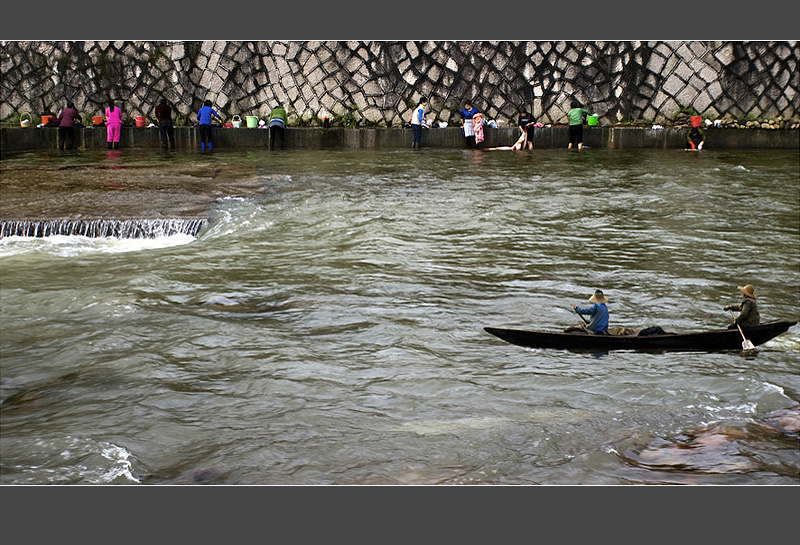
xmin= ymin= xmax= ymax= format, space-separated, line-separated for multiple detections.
xmin=1 ymin=41 xmax=798 ymax=128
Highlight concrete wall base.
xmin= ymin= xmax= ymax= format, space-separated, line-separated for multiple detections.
xmin=2 ymin=126 xmax=798 ymax=155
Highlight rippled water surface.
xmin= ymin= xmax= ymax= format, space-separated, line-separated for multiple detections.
xmin=1 ymin=147 xmax=798 ymax=485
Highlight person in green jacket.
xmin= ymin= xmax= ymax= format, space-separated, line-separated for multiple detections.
xmin=724 ymin=284 xmax=760 ymax=328
xmin=567 ymin=100 xmax=589 ymax=149
xmin=269 ymin=105 xmax=288 ymax=149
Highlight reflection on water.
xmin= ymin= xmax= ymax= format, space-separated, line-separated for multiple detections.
xmin=1 ymin=148 xmax=798 ymax=485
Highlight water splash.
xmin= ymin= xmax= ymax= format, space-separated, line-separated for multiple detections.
xmin=0 ymin=218 xmax=207 ymax=239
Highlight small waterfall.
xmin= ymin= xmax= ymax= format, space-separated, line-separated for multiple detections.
xmin=0 ymin=218 xmax=207 ymax=239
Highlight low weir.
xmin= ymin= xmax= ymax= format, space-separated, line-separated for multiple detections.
xmin=2 ymin=126 xmax=798 ymax=153
xmin=0 ymin=218 xmax=208 ymax=239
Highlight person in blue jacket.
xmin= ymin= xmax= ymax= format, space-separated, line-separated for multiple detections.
xmin=196 ymin=99 xmax=223 ymax=151
xmin=569 ymin=289 xmax=610 ymax=334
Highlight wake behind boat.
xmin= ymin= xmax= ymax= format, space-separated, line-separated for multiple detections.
xmin=484 ymin=321 xmax=797 ymax=352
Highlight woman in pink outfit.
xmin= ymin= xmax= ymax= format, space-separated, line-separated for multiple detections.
xmin=105 ymin=102 xmax=124 ymax=149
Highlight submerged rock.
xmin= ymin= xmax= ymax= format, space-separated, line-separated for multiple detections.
xmin=621 ymin=404 xmax=800 ymax=476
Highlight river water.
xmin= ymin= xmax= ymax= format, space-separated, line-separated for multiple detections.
xmin=1 ymin=147 xmax=798 ymax=485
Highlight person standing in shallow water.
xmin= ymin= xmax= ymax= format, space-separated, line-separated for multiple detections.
xmin=269 ymin=104 xmax=287 ymax=150
xmin=567 ymin=100 xmax=588 ymax=150
xmin=460 ymin=101 xmax=480 ymax=148
xmin=154 ymin=98 xmax=175 ymax=150
xmin=105 ymin=101 xmax=124 ymax=149
xmin=196 ymin=99 xmax=222 ymax=151
xmin=517 ymin=109 xmax=535 ymax=150
xmin=57 ymin=101 xmax=80 ymax=151
xmin=411 ymin=96 xmax=428 ymax=149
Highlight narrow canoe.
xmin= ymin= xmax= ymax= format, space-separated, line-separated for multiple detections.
xmin=484 ymin=321 xmax=797 ymax=352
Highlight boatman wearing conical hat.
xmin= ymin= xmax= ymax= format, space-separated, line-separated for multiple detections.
xmin=571 ymin=289 xmax=610 ymax=334
xmin=724 ymin=284 xmax=760 ymax=328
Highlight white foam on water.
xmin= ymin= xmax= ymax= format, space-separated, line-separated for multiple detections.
xmin=95 ymin=443 xmax=141 ymax=484
xmin=0 ymin=233 xmax=196 ymax=257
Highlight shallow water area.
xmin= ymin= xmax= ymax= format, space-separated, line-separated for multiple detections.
xmin=1 ymin=147 xmax=798 ymax=485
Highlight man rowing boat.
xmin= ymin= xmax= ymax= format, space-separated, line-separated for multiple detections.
xmin=724 ymin=284 xmax=760 ymax=329
xmin=566 ymin=289 xmax=610 ymax=334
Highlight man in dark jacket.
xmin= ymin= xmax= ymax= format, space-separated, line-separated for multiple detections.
xmin=724 ymin=284 xmax=760 ymax=328
xmin=154 ymin=98 xmax=175 ymax=150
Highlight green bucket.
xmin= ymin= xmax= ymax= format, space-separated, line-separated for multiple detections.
xmin=587 ymin=115 xmax=599 ymax=126
xmin=246 ymin=116 xmax=259 ymax=128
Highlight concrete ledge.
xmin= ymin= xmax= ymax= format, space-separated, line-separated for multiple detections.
xmin=2 ymin=126 xmax=798 ymax=154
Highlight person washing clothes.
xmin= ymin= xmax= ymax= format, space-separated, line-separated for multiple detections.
xmin=411 ymin=96 xmax=428 ymax=149
xmin=567 ymin=100 xmax=588 ymax=150
xmin=154 ymin=98 xmax=175 ymax=150
xmin=686 ymin=125 xmax=706 ymax=150
xmin=518 ymin=109 xmax=535 ymax=150
xmin=197 ymin=99 xmax=223 ymax=151
xmin=460 ymin=101 xmax=480 ymax=148
xmin=269 ymin=104 xmax=288 ymax=149
xmin=105 ymin=101 xmax=124 ymax=149
xmin=57 ymin=102 xmax=80 ymax=150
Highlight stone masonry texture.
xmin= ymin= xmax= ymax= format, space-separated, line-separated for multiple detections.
xmin=1 ymin=41 xmax=798 ymax=127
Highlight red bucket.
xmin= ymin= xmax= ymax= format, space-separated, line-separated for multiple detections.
xmin=92 ymin=115 xmax=104 ymax=125
xmin=40 ymin=115 xmax=54 ymax=125
xmin=691 ymin=116 xmax=702 ymax=128
xmin=135 ymin=116 xmax=146 ymax=127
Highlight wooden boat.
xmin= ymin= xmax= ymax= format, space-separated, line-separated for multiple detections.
xmin=484 ymin=321 xmax=797 ymax=352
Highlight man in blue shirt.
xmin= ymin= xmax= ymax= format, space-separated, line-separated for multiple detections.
xmin=571 ymin=289 xmax=609 ymax=334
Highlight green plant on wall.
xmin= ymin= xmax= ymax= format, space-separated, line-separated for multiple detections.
xmin=361 ymin=118 xmax=382 ymax=128
xmin=4 ymin=113 xmax=25 ymax=127
xmin=673 ymin=104 xmax=700 ymax=121
xmin=340 ymin=104 xmax=358 ymax=128
xmin=294 ymin=111 xmax=321 ymax=127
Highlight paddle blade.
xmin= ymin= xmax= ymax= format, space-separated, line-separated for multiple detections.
xmin=742 ymin=339 xmax=756 ymax=350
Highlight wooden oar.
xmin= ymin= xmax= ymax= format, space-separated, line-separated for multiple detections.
xmin=574 ymin=306 xmax=589 ymax=324
xmin=730 ymin=310 xmax=756 ymax=350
